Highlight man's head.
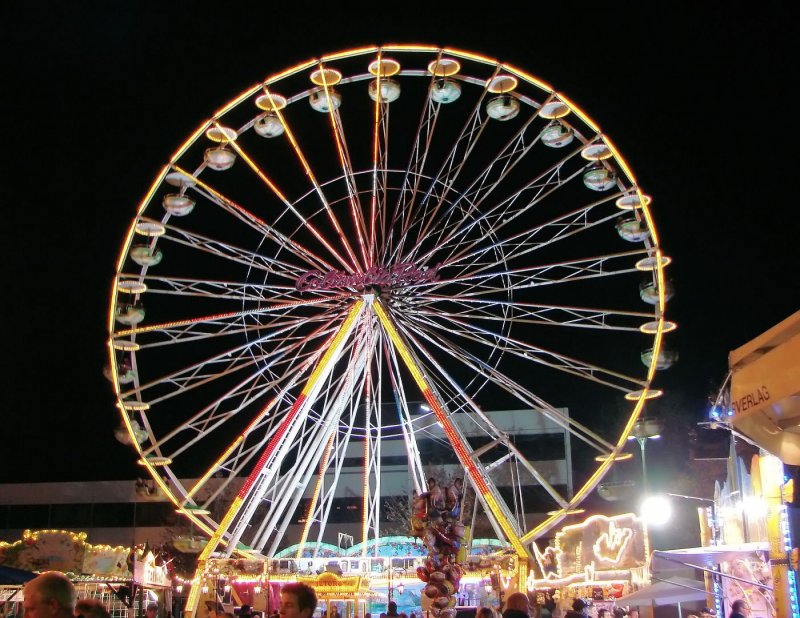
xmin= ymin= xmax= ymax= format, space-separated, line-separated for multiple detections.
xmin=146 ymin=603 xmax=158 ymax=618
xmin=627 ymin=610 xmax=640 ymax=618
xmin=387 ymin=602 xmax=397 ymax=615
xmin=75 ymin=599 xmax=110 ymax=618
xmin=279 ymin=583 xmax=317 ymax=618
xmin=504 ymin=592 xmax=529 ymax=614
xmin=731 ymin=600 xmax=747 ymax=614
xmin=700 ymin=608 xmax=715 ymax=618
xmin=571 ymin=599 xmax=588 ymax=615
xmin=24 ymin=572 xmax=76 ymax=618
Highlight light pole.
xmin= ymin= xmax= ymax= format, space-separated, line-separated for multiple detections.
xmin=628 ymin=417 xmax=663 ymax=495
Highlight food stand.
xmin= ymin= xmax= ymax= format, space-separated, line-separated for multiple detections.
xmin=0 ymin=530 xmax=172 ymax=618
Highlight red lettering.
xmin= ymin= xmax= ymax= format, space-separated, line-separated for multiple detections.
xmin=295 ymin=262 xmax=443 ymax=292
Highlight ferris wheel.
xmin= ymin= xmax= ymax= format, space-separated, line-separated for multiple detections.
xmin=109 ymin=45 xmax=674 ymax=567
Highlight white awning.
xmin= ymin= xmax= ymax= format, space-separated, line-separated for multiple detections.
xmin=650 ymin=542 xmax=771 ymax=591
xmin=617 ymin=575 xmax=708 ymax=606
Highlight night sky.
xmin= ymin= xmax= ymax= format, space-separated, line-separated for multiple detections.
xmin=1 ymin=3 xmax=797 ymax=490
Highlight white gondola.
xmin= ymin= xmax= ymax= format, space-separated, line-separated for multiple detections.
xmin=641 ymin=347 xmax=678 ymax=370
xmin=615 ymin=217 xmax=650 ymax=242
xmin=130 ymin=245 xmax=163 ymax=266
xmin=165 ymin=171 xmax=196 ymax=187
xmin=163 ymin=194 xmax=196 ymax=216
xmin=254 ymin=113 xmax=285 ymax=138
xmin=540 ymin=122 xmax=574 ymax=148
xmin=368 ymin=78 xmax=401 ymax=103
xmin=310 ymin=88 xmax=342 ymax=112
xmin=116 ymin=303 xmax=145 ymax=325
xmin=582 ymin=164 xmax=616 ymax=191
xmin=486 ymin=96 xmax=519 ymax=121
xmin=431 ymin=79 xmax=461 ymax=104
xmin=639 ymin=280 xmax=674 ymax=304
xmin=204 ymin=146 xmax=236 ymax=171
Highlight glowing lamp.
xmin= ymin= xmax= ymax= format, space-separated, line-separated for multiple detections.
xmin=641 ymin=495 xmax=672 ymax=526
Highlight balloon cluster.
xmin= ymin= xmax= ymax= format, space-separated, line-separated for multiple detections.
xmin=413 ymin=477 xmax=466 ymax=618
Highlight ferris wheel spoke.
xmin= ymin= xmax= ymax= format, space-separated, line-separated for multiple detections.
xmin=254 ymin=342 xmax=370 ymax=553
xmin=422 ymin=249 xmax=650 ymax=299
xmin=174 ymin=164 xmax=347 ymax=274
xmin=409 ymin=101 xmax=571 ymax=263
xmin=218 ymin=301 xmax=366 ymax=555
xmin=147 ymin=366 xmax=294 ymax=464
xmin=123 ymin=274 xmax=328 ymax=302
xmin=156 ymin=221 xmax=312 ymax=277
xmin=370 ymin=66 xmax=392 ymax=266
xmin=410 ymin=149 xmax=589 ymax=268
xmin=406 ymin=66 xmax=500 ymax=248
xmin=441 ymin=197 xmax=625 ymax=281
xmin=381 ymin=337 xmax=426 ymax=493
xmin=314 ymin=66 xmax=371 ymax=269
xmin=120 ymin=309 xmax=345 ymax=406
xmin=267 ymin=346 xmax=372 ymax=554
xmin=403 ymin=308 xmax=646 ymax=393
xmin=394 ymin=313 xmax=617 ymax=452
xmin=412 ymin=297 xmax=651 ymax=332
xmin=393 ymin=67 xmax=501 ymax=261
xmin=149 ymin=322 xmax=336 ymax=456
xmin=222 ymin=98 xmax=365 ymax=274
xmin=385 ymin=79 xmax=442 ymax=263
xmin=179 ymin=327 xmax=355 ymax=509
xmin=113 ymin=297 xmax=346 ymax=349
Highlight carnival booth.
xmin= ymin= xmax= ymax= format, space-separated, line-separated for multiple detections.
xmin=526 ymin=513 xmax=648 ymax=615
xmin=0 ymin=530 xmax=172 ymax=618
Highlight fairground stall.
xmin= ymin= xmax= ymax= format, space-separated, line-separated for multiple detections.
xmin=0 ymin=529 xmax=172 ymax=618
xmin=526 ymin=513 xmax=648 ymax=615
xmin=182 ymin=537 xmax=515 ymax=618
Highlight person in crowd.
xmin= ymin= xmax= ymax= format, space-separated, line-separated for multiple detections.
xmin=700 ymin=608 xmax=716 ymax=618
xmin=23 ymin=572 xmax=76 ymax=618
xmin=563 ymin=598 xmax=588 ymax=618
xmin=385 ymin=603 xmax=399 ymax=618
xmin=279 ymin=583 xmax=318 ymax=618
xmin=75 ymin=599 xmax=110 ymax=618
xmin=476 ymin=607 xmax=495 ymax=618
xmin=596 ymin=609 xmax=609 ymax=618
xmin=502 ymin=592 xmax=530 ymax=618
xmin=206 ymin=602 xmax=225 ymax=618
xmin=728 ymin=600 xmax=748 ymax=618
xmin=626 ymin=609 xmax=639 ymax=618
xmin=146 ymin=603 xmax=159 ymax=618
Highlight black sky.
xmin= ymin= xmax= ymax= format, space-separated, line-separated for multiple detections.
xmin=1 ymin=3 xmax=797 ymax=484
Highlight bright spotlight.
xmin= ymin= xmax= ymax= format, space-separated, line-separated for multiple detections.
xmin=641 ymin=495 xmax=672 ymax=526
xmin=742 ymin=496 xmax=768 ymax=518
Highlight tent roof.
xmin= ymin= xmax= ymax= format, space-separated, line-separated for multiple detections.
xmin=650 ymin=542 xmax=768 ymax=573
xmin=0 ymin=565 xmax=35 ymax=585
xmin=617 ymin=575 xmax=708 ymax=606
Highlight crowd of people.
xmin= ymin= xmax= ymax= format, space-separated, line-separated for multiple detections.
xmin=19 ymin=571 xmax=741 ymax=618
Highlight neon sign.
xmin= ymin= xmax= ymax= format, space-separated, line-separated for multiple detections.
xmin=295 ymin=262 xmax=442 ymax=292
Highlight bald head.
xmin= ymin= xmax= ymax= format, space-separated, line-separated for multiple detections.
xmin=24 ymin=572 xmax=76 ymax=618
